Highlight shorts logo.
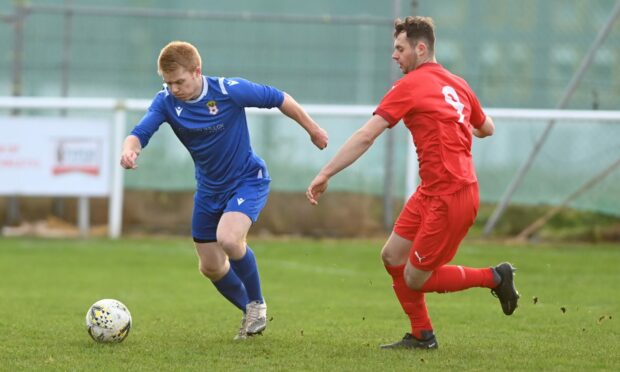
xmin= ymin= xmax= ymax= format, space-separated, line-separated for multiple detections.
xmin=237 ymin=197 xmax=245 ymax=206
xmin=207 ymin=101 xmax=219 ymax=115
xmin=414 ymin=251 xmax=425 ymax=263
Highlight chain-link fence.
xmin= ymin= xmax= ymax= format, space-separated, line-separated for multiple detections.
xmin=1 ymin=0 xmax=620 ymax=231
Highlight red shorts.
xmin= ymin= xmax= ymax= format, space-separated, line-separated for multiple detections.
xmin=394 ymin=182 xmax=479 ymax=271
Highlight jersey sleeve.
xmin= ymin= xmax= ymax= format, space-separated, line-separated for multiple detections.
xmin=373 ymin=79 xmax=413 ymax=128
xmin=466 ymin=89 xmax=486 ymax=128
xmin=224 ymin=77 xmax=285 ymax=109
xmin=130 ymin=91 xmax=167 ymax=148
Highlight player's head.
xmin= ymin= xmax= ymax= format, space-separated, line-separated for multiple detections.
xmin=392 ymin=16 xmax=436 ymax=74
xmin=158 ymin=41 xmax=203 ymax=101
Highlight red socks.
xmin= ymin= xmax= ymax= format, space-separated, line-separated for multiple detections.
xmin=421 ymin=265 xmax=496 ymax=293
xmin=385 ymin=264 xmax=432 ymax=339
xmin=385 ymin=264 xmax=496 ymax=339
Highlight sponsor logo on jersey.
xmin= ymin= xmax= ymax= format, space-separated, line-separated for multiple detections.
xmin=173 ymin=123 xmax=225 ymax=136
xmin=237 ymin=197 xmax=245 ymax=205
xmin=207 ymin=100 xmax=219 ymax=115
xmin=175 ymin=106 xmax=183 ymax=116
xmin=226 ymin=80 xmax=239 ymax=86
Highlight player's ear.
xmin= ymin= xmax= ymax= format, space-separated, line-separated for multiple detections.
xmin=416 ymin=42 xmax=427 ymax=57
xmin=194 ymin=66 xmax=202 ymax=77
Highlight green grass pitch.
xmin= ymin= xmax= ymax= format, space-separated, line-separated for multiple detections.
xmin=0 ymin=237 xmax=618 ymax=370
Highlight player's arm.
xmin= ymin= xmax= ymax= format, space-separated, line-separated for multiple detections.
xmin=121 ymin=93 xmax=167 ymax=170
xmin=473 ymin=115 xmax=494 ymax=138
xmin=278 ymin=93 xmax=328 ymax=150
xmin=306 ymin=114 xmax=390 ymax=205
xmin=120 ymin=135 xmax=142 ymax=170
xmin=226 ymin=78 xmax=328 ymax=149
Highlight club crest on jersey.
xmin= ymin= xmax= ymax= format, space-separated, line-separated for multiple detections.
xmin=206 ymin=101 xmax=219 ymax=115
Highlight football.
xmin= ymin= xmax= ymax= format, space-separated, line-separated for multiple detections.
xmin=85 ymin=299 xmax=132 ymax=343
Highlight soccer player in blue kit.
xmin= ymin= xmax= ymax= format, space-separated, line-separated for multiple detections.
xmin=120 ymin=41 xmax=329 ymax=340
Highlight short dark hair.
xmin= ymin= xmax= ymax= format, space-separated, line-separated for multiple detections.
xmin=394 ymin=16 xmax=435 ymax=52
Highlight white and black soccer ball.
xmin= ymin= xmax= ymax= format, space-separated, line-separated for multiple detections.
xmin=85 ymin=299 xmax=132 ymax=343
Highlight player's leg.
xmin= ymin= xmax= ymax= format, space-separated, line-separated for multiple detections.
xmin=216 ymin=212 xmax=262 ymax=300
xmin=407 ymin=260 xmax=518 ymax=315
xmin=381 ymin=231 xmax=438 ymax=350
xmin=404 ymin=183 xmax=519 ymax=313
xmin=380 ymin=192 xmax=437 ymax=349
xmin=405 ymin=260 xmax=497 ymax=292
xmin=193 ymin=189 xmax=250 ymax=340
xmin=194 ymin=240 xmax=249 ymax=312
xmin=218 ymin=176 xmax=271 ymax=336
xmin=218 ymin=212 xmax=267 ymax=336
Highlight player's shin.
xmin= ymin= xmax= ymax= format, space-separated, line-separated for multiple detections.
xmin=385 ymin=264 xmax=433 ymax=339
xmin=212 ymin=267 xmax=249 ymax=311
xmin=229 ymin=246 xmax=263 ymax=303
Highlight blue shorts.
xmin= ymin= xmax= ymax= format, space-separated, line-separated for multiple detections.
xmin=191 ymin=177 xmax=270 ymax=242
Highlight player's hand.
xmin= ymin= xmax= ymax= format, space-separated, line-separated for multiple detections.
xmin=310 ymin=126 xmax=329 ymax=150
xmin=306 ymin=174 xmax=329 ymax=205
xmin=120 ymin=150 xmax=139 ymax=170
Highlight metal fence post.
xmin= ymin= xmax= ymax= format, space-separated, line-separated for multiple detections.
xmin=109 ymin=104 xmax=126 ymax=239
xmin=6 ymin=1 xmax=27 ymax=226
xmin=382 ymin=0 xmax=402 ymax=230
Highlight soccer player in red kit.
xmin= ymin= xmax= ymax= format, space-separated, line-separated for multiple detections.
xmin=306 ymin=16 xmax=519 ymax=349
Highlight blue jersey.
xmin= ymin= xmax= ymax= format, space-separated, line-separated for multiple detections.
xmin=131 ymin=76 xmax=284 ymax=194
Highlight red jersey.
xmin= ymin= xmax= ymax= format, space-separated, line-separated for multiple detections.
xmin=374 ymin=62 xmax=486 ymax=196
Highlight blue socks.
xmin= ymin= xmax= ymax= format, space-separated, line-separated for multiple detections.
xmin=230 ymin=246 xmax=264 ymax=303
xmin=211 ymin=246 xmax=263 ymax=311
xmin=212 ymin=267 xmax=248 ymax=311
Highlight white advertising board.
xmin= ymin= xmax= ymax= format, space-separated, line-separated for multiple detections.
xmin=0 ymin=117 xmax=111 ymax=196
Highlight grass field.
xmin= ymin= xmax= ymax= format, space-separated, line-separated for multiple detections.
xmin=0 ymin=237 xmax=618 ymax=371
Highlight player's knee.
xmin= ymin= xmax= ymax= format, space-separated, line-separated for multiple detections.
xmin=381 ymin=246 xmax=405 ymax=266
xmin=380 ymin=248 xmax=393 ymax=265
xmin=217 ymin=235 xmax=245 ymax=258
xmin=198 ymin=262 xmax=225 ymax=280
xmin=404 ymin=274 xmax=424 ymax=290
xmin=404 ymin=266 xmax=426 ymax=290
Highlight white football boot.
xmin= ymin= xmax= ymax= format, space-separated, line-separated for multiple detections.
xmin=245 ymin=300 xmax=267 ymax=336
